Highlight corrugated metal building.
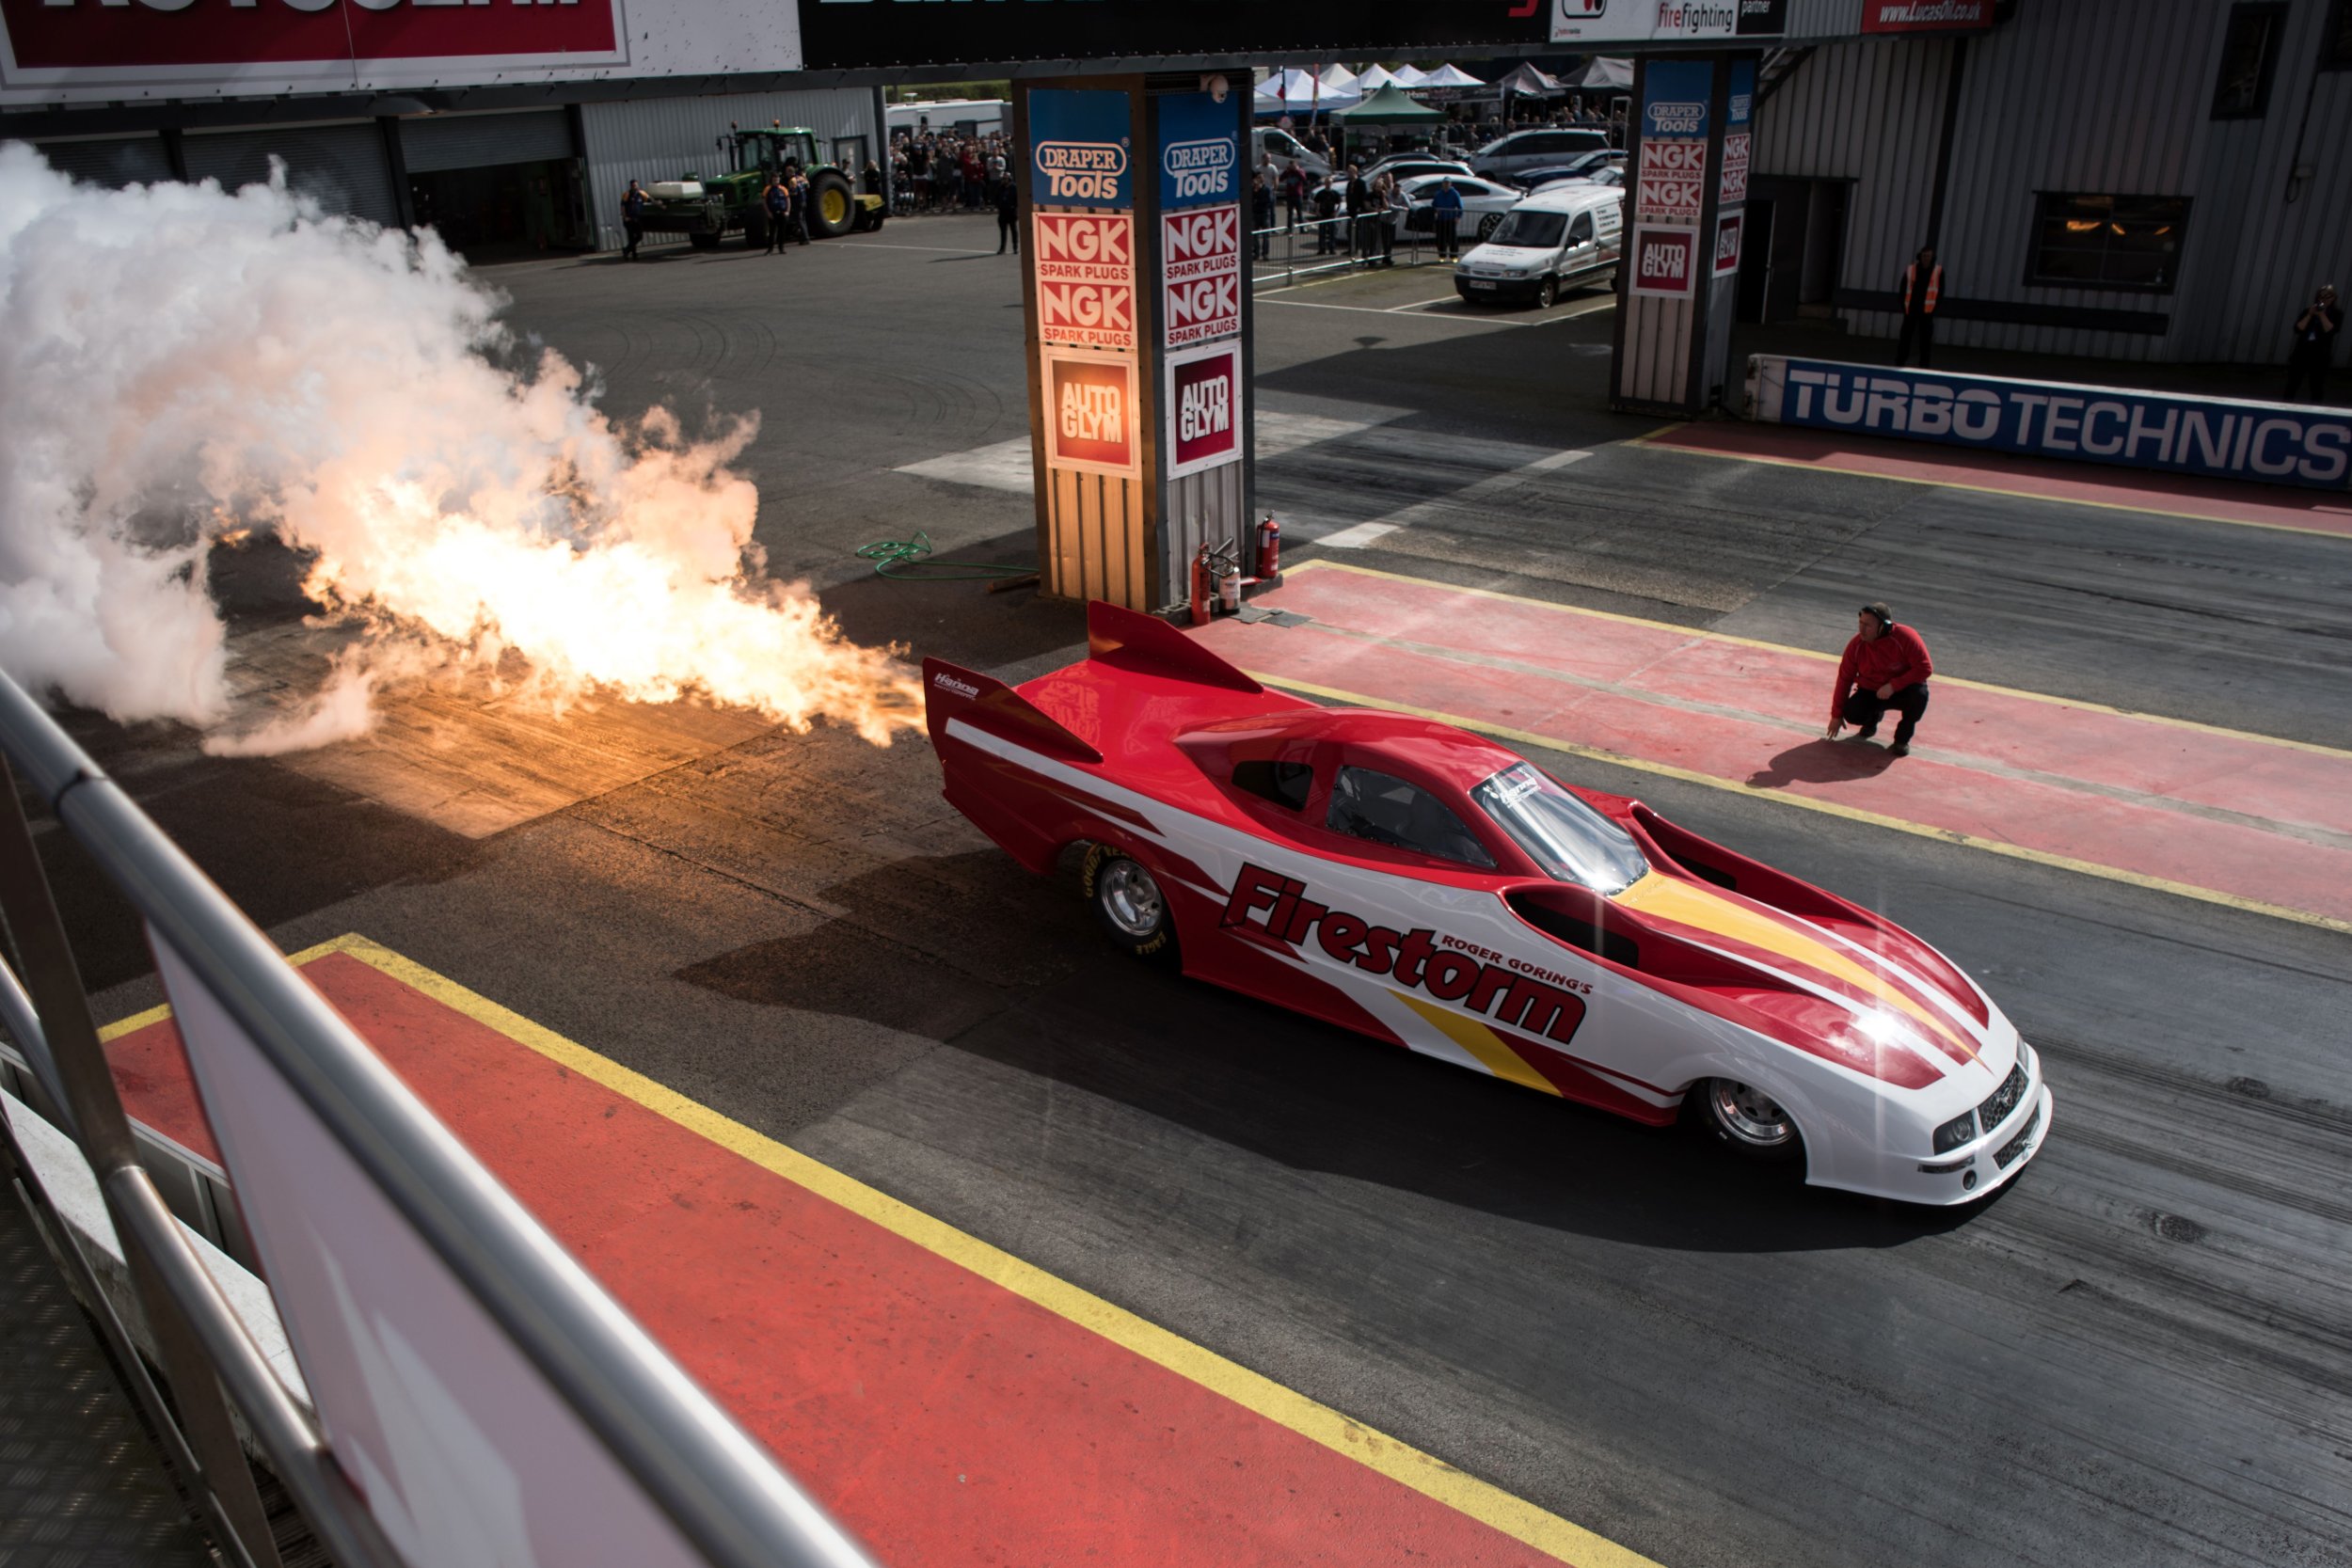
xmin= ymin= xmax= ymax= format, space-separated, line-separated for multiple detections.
xmin=27 ymin=89 xmax=882 ymax=259
xmin=1752 ymin=0 xmax=2352 ymax=364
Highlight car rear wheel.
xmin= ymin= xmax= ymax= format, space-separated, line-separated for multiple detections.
xmin=1083 ymin=846 xmax=1176 ymax=959
xmin=1696 ymin=1078 xmax=1804 ymax=1164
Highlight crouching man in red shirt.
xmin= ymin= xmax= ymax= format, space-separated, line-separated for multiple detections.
xmin=1826 ymin=602 xmax=1933 ymax=757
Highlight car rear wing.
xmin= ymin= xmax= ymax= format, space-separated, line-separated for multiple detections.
xmin=921 ymin=658 xmax=1102 ymax=764
xmin=1087 ymin=600 xmax=1263 ymax=694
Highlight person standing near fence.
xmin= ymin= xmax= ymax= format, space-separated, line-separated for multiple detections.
xmin=1251 ymin=167 xmax=1276 ymax=261
xmin=620 ymin=180 xmax=647 ymax=260
xmin=1344 ymin=165 xmax=1371 ymax=259
xmin=995 ymin=176 xmax=1020 ymax=255
xmin=1895 ymin=246 xmax=1944 ymax=368
xmin=1281 ymin=162 xmax=1306 ymax=232
xmin=2286 ymin=283 xmax=2342 ymax=404
xmin=1429 ymin=178 xmax=1464 ymax=261
xmin=1312 ymin=174 xmax=1342 ymax=254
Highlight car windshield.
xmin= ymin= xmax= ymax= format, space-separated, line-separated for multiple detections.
xmin=1488 ymin=210 xmax=1567 ymax=248
xmin=1471 ymin=764 xmax=1647 ymax=893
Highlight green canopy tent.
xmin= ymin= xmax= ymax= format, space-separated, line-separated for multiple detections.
xmin=1331 ymin=83 xmax=1445 ymax=164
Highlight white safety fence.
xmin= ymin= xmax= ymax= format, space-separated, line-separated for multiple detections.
xmin=0 ymin=669 xmax=879 ymax=1568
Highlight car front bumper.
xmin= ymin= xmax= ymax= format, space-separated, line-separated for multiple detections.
xmin=1455 ymin=275 xmax=1543 ymax=303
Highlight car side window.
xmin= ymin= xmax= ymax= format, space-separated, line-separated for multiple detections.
xmin=1232 ymin=759 xmax=1313 ymax=812
xmin=1569 ymin=212 xmax=1594 ymax=245
xmin=1326 ymin=767 xmax=1496 ymax=869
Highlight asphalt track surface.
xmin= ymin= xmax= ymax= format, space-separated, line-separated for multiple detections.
xmin=37 ymin=214 xmax=2352 ymax=1568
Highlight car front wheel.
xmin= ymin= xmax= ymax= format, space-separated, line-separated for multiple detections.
xmin=1696 ymin=1078 xmax=1804 ymax=1164
xmin=1083 ymin=846 xmax=1177 ymax=959
xmin=1536 ymin=276 xmax=1558 ymax=309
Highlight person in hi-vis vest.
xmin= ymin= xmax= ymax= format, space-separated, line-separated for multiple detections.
xmin=1896 ymin=246 xmax=1944 ymax=368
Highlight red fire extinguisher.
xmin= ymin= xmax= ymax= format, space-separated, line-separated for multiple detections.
xmin=1255 ymin=513 xmax=1281 ymax=580
xmin=1189 ymin=544 xmax=1214 ymax=626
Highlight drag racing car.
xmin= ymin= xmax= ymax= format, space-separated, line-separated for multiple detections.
xmin=923 ymin=603 xmax=2051 ymax=1205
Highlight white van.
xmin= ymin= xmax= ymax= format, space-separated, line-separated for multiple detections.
xmin=1453 ymin=185 xmax=1624 ymax=309
xmin=1249 ymin=126 xmax=1332 ymax=181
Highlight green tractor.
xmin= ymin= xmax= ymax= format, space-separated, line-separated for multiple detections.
xmin=639 ymin=124 xmax=885 ymax=250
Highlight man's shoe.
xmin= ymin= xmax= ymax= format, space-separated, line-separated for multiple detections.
xmin=1886 ymin=741 xmax=1911 ymax=757
xmin=1849 ymin=726 xmax=1877 ymax=741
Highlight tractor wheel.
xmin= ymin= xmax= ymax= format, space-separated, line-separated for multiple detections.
xmin=688 ymin=230 xmax=722 ymax=252
xmin=808 ymin=170 xmax=856 ymax=239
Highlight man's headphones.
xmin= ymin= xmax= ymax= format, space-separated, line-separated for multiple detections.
xmin=1862 ymin=602 xmax=1895 ymax=630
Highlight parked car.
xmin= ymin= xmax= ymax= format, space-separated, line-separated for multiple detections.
xmin=1468 ymin=127 xmax=1612 ymax=181
xmin=922 ymin=600 xmax=2053 ymax=1207
xmin=1359 ymin=154 xmax=1475 ymax=187
xmin=1506 ymin=149 xmax=1627 ymax=190
xmin=1250 ymin=126 xmax=1332 ymax=180
xmin=1454 ymin=183 xmax=1624 ymax=308
xmin=1392 ymin=173 xmax=1523 ymax=243
xmin=1532 ymin=165 xmax=1625 ymax=193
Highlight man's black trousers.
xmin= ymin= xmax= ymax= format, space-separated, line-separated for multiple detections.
xmin=1843 ymin=683 xmax=1931 ymax=745
xmin=1896 ymin=310 xmax=1936 ymax=367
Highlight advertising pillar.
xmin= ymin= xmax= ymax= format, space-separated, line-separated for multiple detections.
xmin=1018 ymin=76 xmax=1252 ymax=611
xmin=1612 ymin=53 xmax=1750 ymax=417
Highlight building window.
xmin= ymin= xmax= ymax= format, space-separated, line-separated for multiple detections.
xmin=2212 ymin=3 xmax=2286 ymax=116
xmin=2327 ymin=0 xmax=2352 ymax=69
xmin=2027 ymin=194 xmax=2190 ymax=293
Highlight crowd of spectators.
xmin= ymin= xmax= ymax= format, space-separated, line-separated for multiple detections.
xmin=887 ymin=127 xmax=1016 ymax=216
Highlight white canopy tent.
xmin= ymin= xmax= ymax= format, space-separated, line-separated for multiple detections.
xmin=1560 ymin=56 xmax=1634 ymax=91
xmin=1256 ymin=67 xmax=1359 ymax=116
xmin=1352 ymin=63 xmax=1401 ymax=91
xmin=1388 ymin=65 xmax=1429 ymax=87
xmin=1415 ymin=64 xmax=1486 ymax=89
xmin=1316 ymin=64 xmax=1361 ymax=93
xmin=1493 ymin=62 xmax=1565 ymax=97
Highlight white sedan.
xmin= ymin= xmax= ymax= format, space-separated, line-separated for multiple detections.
xmin=1392 ymin=174 xmax=1523 ymax=243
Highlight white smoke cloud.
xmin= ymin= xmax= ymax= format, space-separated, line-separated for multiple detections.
xmin=0 ymin=142 xmax=920 ymax=752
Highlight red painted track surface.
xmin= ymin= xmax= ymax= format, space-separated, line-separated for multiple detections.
xmin=104 ymin=952 xmax=1579 ymax=1568
xmin=1196 ymin=566 xmax=2352 ymax=930
xmin=1644 ymin=420 xmax=2352 ymax=538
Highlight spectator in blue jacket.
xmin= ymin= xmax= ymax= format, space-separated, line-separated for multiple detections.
xmin=1430 ymin=179 xmax=1465 ymax=261
xmin=762 ymin=178 xmax=791 ymax=255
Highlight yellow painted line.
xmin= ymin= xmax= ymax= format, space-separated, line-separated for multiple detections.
xmin=1393 ymin=992 xmax=1564 ymax=1097
xmin=1240 ymin=666 xmax=2352 ymax=941
xmin=1628 ymin=424 xmax=2352 ymax=543
xmin=260 ymin=933 xmax=1664 ymax=1568
xmin=98 ymin=1001 xmax=176 ymax=1042
xmin=1279 ymin=558 xmax=2352 ymax=762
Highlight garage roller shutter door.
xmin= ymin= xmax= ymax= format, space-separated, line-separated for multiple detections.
xmin=183 ymin=124 xmax=400 ymax=226
xmin=33 ymin=136 xmax=175 ymax=189
xmin=401 ymin=110 xmax=576 ymax=175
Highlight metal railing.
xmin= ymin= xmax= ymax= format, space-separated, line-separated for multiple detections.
xmin=1248 ymin=214 xmax=1458 ymax=288
xmin=0 ymin=666 xmax=878 ymax=1568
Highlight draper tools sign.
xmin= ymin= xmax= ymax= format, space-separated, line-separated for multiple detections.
xmin=1 ymin=0 xmax=625 ymax=93
xmin=1035 ymin=213 xmax=1136 ymax=353
xmin=1767 ymin=360 xmax=2352 ymax=491
xmin=1028 ymin=87 xmax=1132 ymax=211
xmin=1157 ymin=89 xmax=1241 ymax=211
xmin=1162 ymin=204 xmax=1241 ymax=349
xmin=1041 ymin=348 xmax=1139 ymax=478
xmin=1166 ymin=342 xmax=1242 ymax=479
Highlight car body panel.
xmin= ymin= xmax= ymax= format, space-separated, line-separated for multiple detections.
xmin=1470 ymin=127 xmax=1612 ymax=180
xmin=1454 ymin=184 xmax=1623 ymax=303
xmin=923 ymin=604 xmax=2051 ymax=1206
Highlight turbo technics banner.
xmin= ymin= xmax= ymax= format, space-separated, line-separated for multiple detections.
xmin=1756 ymin=358 xmax=2352 ymax=492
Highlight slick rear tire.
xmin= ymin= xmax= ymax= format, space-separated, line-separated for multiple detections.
xmin=808 ymin=170 xmax=856 ymax=238
xmin=1083 ymin=846 xmax=1177 ymax=961
xmin=1694 ymin=1078 xmax=1805 ymax=1165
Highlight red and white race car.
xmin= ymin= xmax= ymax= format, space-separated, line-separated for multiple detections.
xmin=924 ymin=603 xmax=2052 ymax=1205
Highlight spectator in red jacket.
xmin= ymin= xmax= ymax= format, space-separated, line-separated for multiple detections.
xmin=1825 ymin=602 xmax=1933 ymax=756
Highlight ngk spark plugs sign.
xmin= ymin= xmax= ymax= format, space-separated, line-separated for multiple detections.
xmin=1165 ymin=341 xmax=1241 ymax=480
xmin=1630 ymin=227 xmax=1698 ymax=298
xmin=1157 ymin=88 xmax=1240 ymax=211
xmin=1162 ymin=204 xmax=1240 ymax=349
xmin=1041 ymin=347 xmax=1139 ymax=478
xmin=1028 ymin=87 xmax=1132 ymax=211
xmin=1720 ymin=59 xmax=1753 ymax=206
xmin=0 ymin=0 xmax=632 ymax=98
xmin=1863 ymin=0 xmax=1994 ymax=32
xmin=1552 ymin=0 xmax=1783 ymax=42
xmin=1637 ymin=140 xmax=1706 ymax=225
xmin=1036 ymin=212 xmax=1136 ymax=352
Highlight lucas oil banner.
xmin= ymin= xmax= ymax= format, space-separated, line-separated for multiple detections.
xmin=1751 ymin=358 xmax=2352 ymax=492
